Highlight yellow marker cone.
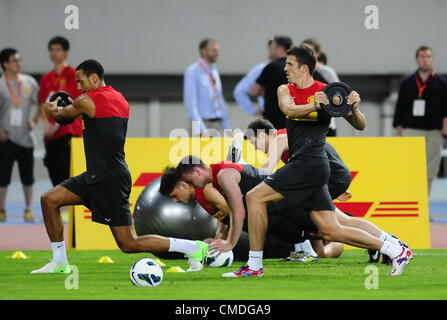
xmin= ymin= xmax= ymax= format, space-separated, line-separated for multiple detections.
xmin=166 ymin=266 xmax=185 ymax=273
xmin=153 ymin=259 xmax=166 ymax=267
xmin=97 ymin=256 xmax=114 ymax=263
xmin=11 ymin=251 xmax=28 ymax=259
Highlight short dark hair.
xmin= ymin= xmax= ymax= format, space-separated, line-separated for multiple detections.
xmin=48 ymin=36 xmax=70 ymax=51
xmin=199 ymin=38 xmax=217 ymax=51
xmin=415 ymin=45 xmax=432 ymax=58
xmin=0 ymin=48 xmax=18 ymax=71
xmin=75 ymin=59 xmax=104 ymax=80
xmin=176 ymin=155 xmax=205 ymax=177
xmin=272 ymin=36 xmax=293 ymax=51
xmin=317 ymin=52 xmax=327 ymax=65
xmin=159 ymin=167 xmax=182 ymax=196
xmin=301 ymin=38 xmax=321 ymax=54
xmin=287 ymin=45 xmax=317 ymax=75
xmin=244 ymin=119 xmax=276 ymax=140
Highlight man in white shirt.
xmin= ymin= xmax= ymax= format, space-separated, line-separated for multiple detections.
xmin=183 ymin=39 xmax=231 ymax=137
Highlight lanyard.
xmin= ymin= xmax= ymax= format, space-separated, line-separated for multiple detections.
xmin=198 ymin=60 xmax=221 ymax=112
xmin=5 ymin=76 xmax=22 ymax=106
xmin=198 ymin=61 xmax=218 ymax=93
xmin=415 ymin=71 xmax=435 ymax=98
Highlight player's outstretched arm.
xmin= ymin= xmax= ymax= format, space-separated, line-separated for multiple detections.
xmin=210 ymin=169 xmax=245 ymax=253
xmin=278 ymin=85 xmax=325 ymax=118
xmin=343 ymin=91 xmax=366 ymax=130
xmin=203 ymin=184 xmax=231 ymax=240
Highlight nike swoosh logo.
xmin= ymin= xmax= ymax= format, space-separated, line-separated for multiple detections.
xmin=105 ymin=218 xmax=112 ymax=222
xmin=57 ymin=245 xmax=63 ymax=248
xmin=266 ymin=177 xmax=274 ymax=180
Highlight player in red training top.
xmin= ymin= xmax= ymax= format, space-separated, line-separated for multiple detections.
xmin=38 ymin=37 xmax=83 ymax=186
xmin=227 ymin=45 xmax=412 ymax=277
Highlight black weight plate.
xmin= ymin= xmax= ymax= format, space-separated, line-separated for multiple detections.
xmin=48 ymin=91 xmax=74 ymax=125
xmin=322 ymin=82 xmax=353 ymax=117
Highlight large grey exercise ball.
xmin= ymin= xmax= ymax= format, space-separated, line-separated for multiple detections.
xmin=133 ymin=178 xmax=292 ymax=260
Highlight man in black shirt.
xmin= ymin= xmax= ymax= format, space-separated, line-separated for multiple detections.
xmin=250 ymin=36 xmax=292 ymax=129
xmin=393 ymin=45 xmax=447 ymax=195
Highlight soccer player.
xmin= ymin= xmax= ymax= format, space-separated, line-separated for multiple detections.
xmin=160 ymin=167 xmax=231 ymax=243
xmin=244 ymin=119 xmax=351 ymax=260
xmin=244 ymin=118 xmax=352 ymax=200
xmin=38 ymin=36 xmax=83 ymax=186
xmin=224 ymin=46 xmax=412 ymax=277
xmin=160 ymin=166 xmax=324 ymax=259
xmin=31 ymin=60 xmax=208 ymax=274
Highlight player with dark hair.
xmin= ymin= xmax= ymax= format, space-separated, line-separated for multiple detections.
xmin=225 ymin=45 xmax=412 ymax=277
xmin=39 ymin=36 xmax=83 ymax=186
xmin=160 ymin=167 xmax=231 ymax=242
xmin=0 ymin=48 xmax=40 ymax=222
xmin=161 ymin=166 xmax=333 ymax=259
xmin=31 ymin=59 xmax=208 ymax=274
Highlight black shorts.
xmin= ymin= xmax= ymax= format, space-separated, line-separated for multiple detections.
xmin=0 ymin=140 xmax=34 ymax=186
xmin=264 ymin=158 xmax=334 ymax=211
xmin=60 ymin=172 xmax=133 ymax=226
xmin=328 ymin=180 xmax=351 ymax=200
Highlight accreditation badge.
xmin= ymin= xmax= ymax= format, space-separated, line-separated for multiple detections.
xmin=412 ymin=99 xmax=425 ymax=117
xmin=10 ymin=108 xmax=23 ymax=127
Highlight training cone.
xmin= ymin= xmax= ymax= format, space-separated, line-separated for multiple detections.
xmin=153 ymin=259 xmax=166 ymax=267
xmin=11 ymin=251 xmax=28 ymax=259
xmin=166 ymin=266 xmax=186 ymax=273
xmin=97 ymin=256 xmax=114 ymax=263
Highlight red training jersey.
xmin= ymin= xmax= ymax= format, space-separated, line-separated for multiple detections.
xmin=194 ymin=188 xmax=227 ymax=221
xmin=210 ymin=162 xmax=244 ymax=191
xmin=39 ymin=65 xmax=83 ymax=142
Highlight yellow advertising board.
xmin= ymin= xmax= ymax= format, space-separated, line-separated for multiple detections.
xmin=68 ymin=137 xmax=430 ymax=250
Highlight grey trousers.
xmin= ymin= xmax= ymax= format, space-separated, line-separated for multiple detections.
xmin=402 ymin=129 xmax=444 ymax=194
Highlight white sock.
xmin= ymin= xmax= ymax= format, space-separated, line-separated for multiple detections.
xmin=299 ymin=240 xmax=317 ymax=257
xmin=379 ymin=241 xmax=403 ymax=259
xmin=294 ymin=243 xmax=302 ymax=252
xmin=168 ymin=238 xmax=198 ymax=255
xmin=247 ymin=251 xmax=263 ymax=271
xmin=379 ymin=231 xmax=400 ymax=246
xmin=50 ymin=241 xmax=68 ymax=265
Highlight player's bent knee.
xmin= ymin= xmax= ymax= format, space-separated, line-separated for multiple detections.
xmin=40 ymin=192 xmax=60 ymax=210
xmin=246 ymin=189 xmax=265 ymax=204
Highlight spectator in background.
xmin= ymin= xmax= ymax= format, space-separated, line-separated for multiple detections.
xmin=250 ymin=36 xmax=293 ymax=129
xmin=318 ymin=52 xmax=327 ymax=65
xmin=38 ymin=36 xmax=83 ymax=186
xmin=301 ymin=38 xmax=339 ymax=136
xmin=393 ymin=45 xmax=447 ymax=196
xmin=0 ymin=48 xmax=40 ymax=222
xmin=183 ymin=39 xmax=231 ymax=137
xmin=233 ymin=39 xmax=275 ymax=118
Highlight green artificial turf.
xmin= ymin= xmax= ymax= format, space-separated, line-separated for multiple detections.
xmin=1 ymin=249 xmax=446 ymax=300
